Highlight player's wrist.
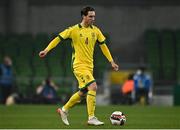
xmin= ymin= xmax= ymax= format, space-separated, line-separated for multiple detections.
xmin=110 ymin=60 xmax=114 ymax=64
xmin=44 ymin=49 xmax=49 ymax=53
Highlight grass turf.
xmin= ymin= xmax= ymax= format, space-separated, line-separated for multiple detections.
xmin=0 ymin=105 xmax=180 ymax=129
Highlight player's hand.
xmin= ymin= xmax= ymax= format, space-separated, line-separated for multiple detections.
xmin=111 ymin=61 xmax=119 ymax=71
xmin=39 ymin=50 xmax=48 ymax=58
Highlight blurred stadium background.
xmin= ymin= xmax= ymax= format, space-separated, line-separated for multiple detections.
xmin=1 ymin=0 xmax=180 ymax=129
xmin=0 ymin=0 xmax=180 ymax=111
xmin=1 ymin=0 xmax=180 ymax=106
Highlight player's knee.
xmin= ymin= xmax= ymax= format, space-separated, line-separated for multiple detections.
xmin=88 ymin=82 xmax=97 ymax=91
xmin=78 ymin=88 xmax=88 ymax=96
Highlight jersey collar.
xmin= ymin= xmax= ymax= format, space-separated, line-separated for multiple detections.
xmin=78 ymin=23 xmax=93 ymax=29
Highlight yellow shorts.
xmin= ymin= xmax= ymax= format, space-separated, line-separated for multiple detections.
xmin=73 ymin=69 xmax=95 ymax=90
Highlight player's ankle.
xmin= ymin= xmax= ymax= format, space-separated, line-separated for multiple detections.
xmin=89 ymin=116 xmax=95 ymax=120
xmin=62 ymin=107 xmax=68 ymax=113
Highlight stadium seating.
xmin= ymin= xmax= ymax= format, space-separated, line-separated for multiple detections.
xmin=160 ymin=30 xmax=176 ymax=81
xmin=175 ymin=30 xmax=180 ymax=82
xmin=145 ymin=30 xmax=161 ymax=80
xmin=145 ymin=29 xmax=179 ymax=84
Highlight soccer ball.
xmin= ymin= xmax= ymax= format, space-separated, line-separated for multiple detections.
xmin=110 ymin=111 xmax=126 ymax=125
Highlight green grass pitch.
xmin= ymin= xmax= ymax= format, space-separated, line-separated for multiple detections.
xmin=0 ymin=105 xmax=180 ymax=129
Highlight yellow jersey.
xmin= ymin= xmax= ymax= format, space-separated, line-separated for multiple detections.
xmin=59 ymin=24 xmax=106 ymax=70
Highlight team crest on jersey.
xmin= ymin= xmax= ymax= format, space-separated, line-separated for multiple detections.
xmin=86 ymin=75 xmax=90 ymax=80
xmin=80 ymin=34 xmax=83 ymax=37
xmin=91 ymin=32 xmax=95 ymax=41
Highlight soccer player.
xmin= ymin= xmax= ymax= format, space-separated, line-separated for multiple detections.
xmin=39 ymin=6 xmax=119 ymax=126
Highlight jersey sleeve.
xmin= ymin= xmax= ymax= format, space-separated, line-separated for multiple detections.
xmin=59 ymin=27 xmax=72 ymax=40
xmin=96 ymin=28 xmax=106 ymax=44
xmin=99 ymin=43 xmax=113 ymax=62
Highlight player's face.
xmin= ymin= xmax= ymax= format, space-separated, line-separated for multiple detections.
xmin=84 ymin=11 xmax=95 ymax=25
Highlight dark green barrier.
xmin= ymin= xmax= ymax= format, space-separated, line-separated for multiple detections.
xmin=174 ymin=85 xmax=180 ymax=105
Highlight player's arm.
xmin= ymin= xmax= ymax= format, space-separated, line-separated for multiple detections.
xmin=39 ymin=36 xmax=61 ymax=58
xmin=96 ymin=27 xmax=119 ymax=71
xmin=39 ymin=27 xmax=72 ymax=58
xmin=99 ymin=42 xmax=113 ymax=62
xmin=99 ymin=43 xmax=119 ymax=71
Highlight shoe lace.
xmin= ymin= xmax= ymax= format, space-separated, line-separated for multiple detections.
xmin=63 ymin=111 xmax=68 ymax=116
xmin=92 ymin=117 xmax=98 ymax=121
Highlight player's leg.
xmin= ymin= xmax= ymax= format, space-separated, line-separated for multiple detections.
xmin=86 ymin=82 xmax=97 ymax=119
xmin=62 ymin=88 xmax=88 ymax=111
xmin=57 ymin=70 xmax=86 ymax=125
xmin=87 ymin=82 xmax=104 ymax=125
xmin=57 ymin=91 xmax=84 ymax=125
xmin=76 ymin=70 xmax=104 ymax=125
xmin=62 ymin=70 xmax=90 ymax=111
xmin=63 ymin=91 xmax=82 ymax=111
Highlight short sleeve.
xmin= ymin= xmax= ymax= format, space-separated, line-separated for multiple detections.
xmin=59 ymin=27 xmax=72 ymax=40
xmin=97 ymin=28 xmax=106 ymax=43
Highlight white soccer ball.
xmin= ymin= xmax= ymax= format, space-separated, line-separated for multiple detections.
xmin=110 ymin=111 xmax=126 ymax=125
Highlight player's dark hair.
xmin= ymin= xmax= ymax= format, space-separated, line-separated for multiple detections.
xmin=81 ymin=6 xmax=95 ymax=16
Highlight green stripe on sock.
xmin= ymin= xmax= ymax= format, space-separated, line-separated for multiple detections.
xmin=87 ymin=93 xmax=95 ymax=97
